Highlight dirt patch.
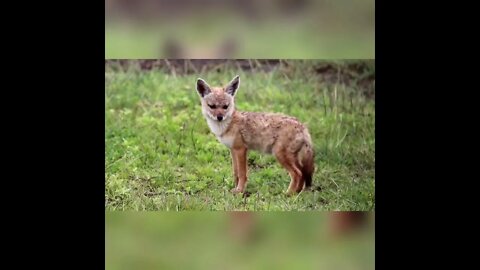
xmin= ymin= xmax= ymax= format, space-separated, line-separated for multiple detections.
xmin=105 ymin=59 xmax=281 ymax=74
xmin=310 ymin=60 xmax=375 ymax=98
xmin=105 ymin=59 xmax=375 ymax=98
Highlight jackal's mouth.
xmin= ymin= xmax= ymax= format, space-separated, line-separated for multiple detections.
xmin=205 ymin=111 xmax=229 ymax=123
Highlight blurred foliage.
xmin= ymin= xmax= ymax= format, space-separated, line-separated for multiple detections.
xmin=105 ymin=0 xmax=374 ymax=58
xmin=106 ymin=211 xmax=375 ymax=270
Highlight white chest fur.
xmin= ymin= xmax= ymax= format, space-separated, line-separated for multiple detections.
xmin=205 ymin=117 xmax=234 ymax=148
xmin=218 ymin=134 xmax=235 ymax=148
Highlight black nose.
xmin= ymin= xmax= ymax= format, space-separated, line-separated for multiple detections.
xmin=217 ymin=115 xmax=223 ymax=121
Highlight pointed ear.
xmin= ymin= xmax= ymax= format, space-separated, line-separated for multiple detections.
xmin=225 ymin=75 xmax=240 ymax=96
xmin=196 ymin=78 xmax=211 ymax=98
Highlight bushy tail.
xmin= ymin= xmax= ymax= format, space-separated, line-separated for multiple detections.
xmin=298 ymin=129 xmax=315 ymax=188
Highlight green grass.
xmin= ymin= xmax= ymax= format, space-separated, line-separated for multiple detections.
xmin=105 ymin=60 xmax=375 ymax=211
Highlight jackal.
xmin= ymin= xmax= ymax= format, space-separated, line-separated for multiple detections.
xmin=196 ymin=75 xmax=314 ymax=195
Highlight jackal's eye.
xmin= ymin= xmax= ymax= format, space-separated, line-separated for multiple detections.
xmin=208 ymin=104 xmax=216 ymax=109
xmin=222 ymin=105 xmax=229 ymax=109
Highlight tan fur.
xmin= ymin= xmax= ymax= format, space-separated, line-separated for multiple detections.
xmin=196 ymin=76 xmax=315 ymax=195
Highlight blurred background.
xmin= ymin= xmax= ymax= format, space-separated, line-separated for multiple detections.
xmin=106 ymin=211 xmax=374 ymax=270
xmin=105 ymin=0 xmax=375 ymax=59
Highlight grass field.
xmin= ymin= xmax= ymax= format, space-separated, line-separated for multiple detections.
xmin=105 ymin=60 xmax=375 ymax=211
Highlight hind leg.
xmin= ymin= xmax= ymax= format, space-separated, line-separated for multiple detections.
xmin=294 ymin=160 xmax=306 ymax=193
xmin=274 ymin=150 xmax=303 ymax=195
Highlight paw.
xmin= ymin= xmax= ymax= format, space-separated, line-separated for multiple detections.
xmin=302 ymin=186 xmax=312 ymax=192
xmin=231 ymin=187 xmax=244 ymax=194
xmin=285 ymin=189 xmax=296 ymax=196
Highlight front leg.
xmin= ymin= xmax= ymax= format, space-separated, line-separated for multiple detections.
xmin=230 ymin=149 xmax=239 ymax=189
xmin=232 ymin=146 xmax=248 ymax=194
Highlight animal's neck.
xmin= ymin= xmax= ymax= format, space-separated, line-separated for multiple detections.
xmin=206 ymin=116 xmax=233 ymax=137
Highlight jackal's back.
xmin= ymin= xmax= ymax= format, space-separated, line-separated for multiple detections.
xmin=232 ymin=111 xmax=312 ymax=154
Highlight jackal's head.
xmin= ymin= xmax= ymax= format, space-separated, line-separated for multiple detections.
xmin=196 ymin=75 xmax=240 ymax=122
